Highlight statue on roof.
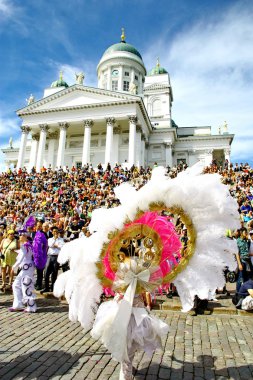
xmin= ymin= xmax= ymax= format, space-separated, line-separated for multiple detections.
xmin=129 ymin=82 xmax=137 ymax=95
xmin=223 ymin=121 xmax=228 ymax=133
xmin=75 ymin=72 xmax=85 ymax=85
xmin=9 ymin=137 xmax=13 ymax=149
xmin=26 ymin=94 xmax=35 ymax=105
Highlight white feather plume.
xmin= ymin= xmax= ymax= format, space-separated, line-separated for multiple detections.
xmin=54 ymin=234 xmax=103 ymax=331
xmin=54 ymin=162 xmax=240 ymax=321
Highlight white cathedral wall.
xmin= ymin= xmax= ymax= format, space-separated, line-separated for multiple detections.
xmin=119 ymin=149 xmax=128 ymax=165
xmin=145 ymin=92 xmax=171 ymax=120
xmin=97 ymin=53 xmax=146 ymax=93
xmin=147 ymin=144 xmax=166 ymax=167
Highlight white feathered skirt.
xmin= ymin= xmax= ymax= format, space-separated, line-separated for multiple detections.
xmin=91 ymin=300 xmax=169 ymax=360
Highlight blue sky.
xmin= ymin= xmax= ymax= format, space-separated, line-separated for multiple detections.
xmin=0 ymin=0 xmax=252 ymax=168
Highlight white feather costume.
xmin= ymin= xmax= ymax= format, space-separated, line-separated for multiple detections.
xmin=54 ymin=163 xmax=240 ymax=379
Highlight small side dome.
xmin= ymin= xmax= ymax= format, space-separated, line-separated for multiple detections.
xmin=148 ymin=58 xmax=168 ymax=76
xmin=171 ymin=119 xmax=178 ymax=128
xmin=51 ymin=71 xmax=69 ymax=88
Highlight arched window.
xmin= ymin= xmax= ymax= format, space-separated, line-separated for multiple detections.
xmin=152 ymin=99 xmax=161 ymax=116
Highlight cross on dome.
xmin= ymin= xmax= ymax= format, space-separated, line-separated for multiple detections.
xmin=121 ymin=28 xmax=126 ymax=42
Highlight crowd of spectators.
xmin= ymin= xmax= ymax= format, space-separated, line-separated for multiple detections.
xmin=0 ymin=160 xmax=252 ymax=310
xmin=0 ymin=162 xmax=188 ymax=236
xmin=204 ymin=160 xmax=253 ymax=310
xmin=0 ymin=162 xmax=186 ymax=292
xmin=204 ymin=160 xmax=253 ymax=231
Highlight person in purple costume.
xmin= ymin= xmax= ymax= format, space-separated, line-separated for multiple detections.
xmin=33 ymin=220 xmax=48 ymax=290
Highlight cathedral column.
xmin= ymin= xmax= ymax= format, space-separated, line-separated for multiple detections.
xmin=205 ymin=149 xmax=213 ymax=166
xmin=113 ymin=126 xmax=121 ymax=165
xmin=17 ymin=126 xmax=31 ymax=170
xmin=164 ymin=141 xmax=173 ymax=168
xmin=138 ymin=75 xmax=142 ymax=95
xmin=56 ymin=122 xmax=69 ymax=169
xmin=128 ymin=116 xmax=138 ymax=166
xmin=82 ymin=120 xmax=93 ymax=166
xmin=135 ymin=126 xmax=142 ymax=167
xmin=29 ymin=133 xmax=39 ymax=171
xmin=130 ymin=69 xmax=135 ymax=84
xmin=48 ymin=132 xmax=58 ymax=169
xmin=105 ymin=117 xmax=115 ymax=165
xmin=36 ymin=124 xmax=49 ymax=172
xmin=141 ymin=134 xmax=146 ymax=167
xmin=118 ymin=67 xmax=123 ymax=92
xmin=107 ymin=67 xmax=111 ymax=90
xmin=5 ymin=161 xmax=10 ymax=171
xmin=224 ymin=148 xmax=231 ymax=163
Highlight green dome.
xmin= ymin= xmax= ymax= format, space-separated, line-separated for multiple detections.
xmin=148 ymin=58 xmax=168 ymax=76
xmin=103 ymin=41 xmax=143 ymax=60
xmin=171 ymin=119 xmax=178 ymax=128
xmin=51 ymin=71 xmax=69 ymax=88
xmin=51 ymin=79 xmax=69 ymax=88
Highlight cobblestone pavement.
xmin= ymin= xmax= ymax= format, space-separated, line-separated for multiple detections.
xmin=0 ymin=293 xmax=252 ymax=380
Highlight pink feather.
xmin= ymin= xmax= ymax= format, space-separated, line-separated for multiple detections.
xmin=102 ymin=211 xmax=182 ymax=289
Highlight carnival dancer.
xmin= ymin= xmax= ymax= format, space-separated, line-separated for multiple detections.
xmin=91 ymin=249 xmax=170 ymax=380
xmin=33 ymin=220 xmax=48 ymax=290
xmin=54 ymin=164 xmax=240 ymax=380
xmin=9 ymin=231 xmax=36 ymax=312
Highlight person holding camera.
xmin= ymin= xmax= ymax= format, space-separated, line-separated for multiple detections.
xmin=0 ymin=229 xmax=19 ymax=291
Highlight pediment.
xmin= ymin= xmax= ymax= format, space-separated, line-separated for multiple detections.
xmin=144 ymin=83 xmax=170 ymax=91
xmin=17 ymin=85 xmax=139 ymax=115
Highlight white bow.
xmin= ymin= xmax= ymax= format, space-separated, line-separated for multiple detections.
xmin=105 ymin=268 xmax=151 ymax=362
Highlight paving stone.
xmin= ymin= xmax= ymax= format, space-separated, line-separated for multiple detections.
xmin=0 ymin=293 xmax=253 ymax=380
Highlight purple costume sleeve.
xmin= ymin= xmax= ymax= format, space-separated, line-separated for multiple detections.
xmin=33 ymin=231 xmax=48 ymax=269
xmin=24 ymin=215 xmax=37 ymax=230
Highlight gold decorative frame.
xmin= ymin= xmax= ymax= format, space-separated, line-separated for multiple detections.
xmin=96 ymin=202 xmax=196 ymax=289
xmin=148 ymin=202 xmax=196 ymax=284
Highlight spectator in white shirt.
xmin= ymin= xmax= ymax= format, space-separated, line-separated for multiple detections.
xmin=41 ymin=227 xmax=65 ymax=293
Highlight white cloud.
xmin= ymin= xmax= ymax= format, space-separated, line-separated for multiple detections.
xmin=231 ymin=135 xmax=253 ymax=163
xmin=0 ymin=109 xmax=20 ymax=172
xmin=0 ymin=0 xmax=13 ymax=16
xmin=0 ymin=0 xmax=27 ymax=35
xmin=143 ymin=2 xmax=253 ymax=160
xmin=0 ymin=112 xmax=20 ymax=139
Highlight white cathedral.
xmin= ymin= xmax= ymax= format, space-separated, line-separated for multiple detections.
xmin=2 ymin=30 xmax=234 ymax=171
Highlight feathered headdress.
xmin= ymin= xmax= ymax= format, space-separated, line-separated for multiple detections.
xmin=54 ymin=163 xmax=240 ymax=330
xmin=23 ymin=215 xmax=37 ymax=230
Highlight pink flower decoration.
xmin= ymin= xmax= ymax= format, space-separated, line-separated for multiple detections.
xmin=102 ymin=211 xmax=182 ymax=289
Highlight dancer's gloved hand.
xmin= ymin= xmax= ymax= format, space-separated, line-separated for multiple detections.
xmin=114 ymin=293 xmax=124 ymax=303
